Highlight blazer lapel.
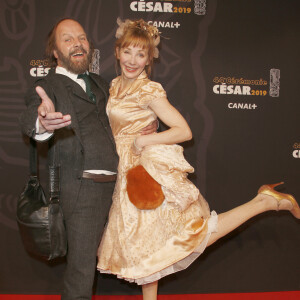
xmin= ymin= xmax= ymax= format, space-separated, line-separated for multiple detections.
xmin=89 ymin=73 xmax=109 ymax=100
xmin=71 ymin=83 xmax=93 ymax=104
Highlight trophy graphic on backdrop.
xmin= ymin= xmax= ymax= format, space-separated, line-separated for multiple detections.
xmin=90 ymin=49 xmax=100 ymax=75
xmin=269 ymin=68 xmax=280 ymax=97
xmin=194 ymin=0 xmax=206 ymax=15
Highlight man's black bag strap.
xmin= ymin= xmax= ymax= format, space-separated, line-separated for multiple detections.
xmin=29 ymin=138 xmax=38 ymax=176
xmin=29 ymin=137 xmax=60 ymax=203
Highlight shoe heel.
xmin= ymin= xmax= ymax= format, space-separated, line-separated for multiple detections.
xmin=258 ymin=182 xmax=300 ymax=219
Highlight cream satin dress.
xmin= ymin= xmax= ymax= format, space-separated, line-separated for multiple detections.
xmin=97 ymin=71 xmax=218 ymax=285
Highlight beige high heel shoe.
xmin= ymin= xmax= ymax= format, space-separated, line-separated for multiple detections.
xmin=258 ymin=182 xmax=300 ymax=219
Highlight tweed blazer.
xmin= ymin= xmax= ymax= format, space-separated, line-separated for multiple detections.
xmin=19 ymin=69 xmax=118 ymax=217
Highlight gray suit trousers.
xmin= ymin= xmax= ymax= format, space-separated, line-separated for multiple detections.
xmin=61 ymin=178 xmax=114 ymax=300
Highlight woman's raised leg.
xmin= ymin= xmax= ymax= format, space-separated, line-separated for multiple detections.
xmin=207 ymin=185 xmax=298 ymax=247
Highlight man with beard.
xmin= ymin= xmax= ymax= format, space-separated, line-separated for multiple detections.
xmin=19 ymin=18 xmax=155 ymax=299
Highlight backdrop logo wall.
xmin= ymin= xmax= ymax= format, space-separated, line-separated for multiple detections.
xmin=1 ymin=0 xmax=299 ymax=295
xmin=29 ymin=59 xmax=50 ymax=77
xmin=212 ymin=69 xmax=281 ymax=110
xmin=212 ymin=76 xmax=268 ymax=96
xmin=129 ymin=0 xmax=205 ymax=15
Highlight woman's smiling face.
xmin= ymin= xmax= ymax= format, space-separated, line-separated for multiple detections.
xmin=117 ymin=45 xmax=149 ymax=82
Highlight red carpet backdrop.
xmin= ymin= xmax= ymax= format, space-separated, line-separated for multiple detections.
xmin=0 ymin=0 xmax=299 ymax=297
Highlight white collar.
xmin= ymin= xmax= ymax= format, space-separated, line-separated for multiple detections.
xmin=55 ymin=66 xmax=89 ymax=81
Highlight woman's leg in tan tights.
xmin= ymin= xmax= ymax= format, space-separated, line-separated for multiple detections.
xmin=142 ymin=281 xmax=158 ymax=300
xmin=207 ymin=194 xmax=293 ymax=247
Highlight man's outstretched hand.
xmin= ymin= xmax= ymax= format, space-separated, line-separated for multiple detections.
xmin=36 ymin=86 xmax=71 ymax=133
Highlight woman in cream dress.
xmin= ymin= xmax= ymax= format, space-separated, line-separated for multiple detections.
xmin=97 ymin=19 xmax=300 ymax=300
